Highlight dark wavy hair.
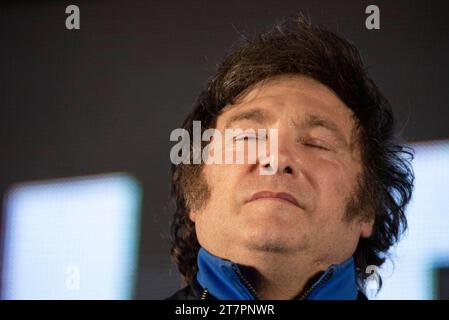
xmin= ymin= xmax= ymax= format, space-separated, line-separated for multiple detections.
xmin=169 ymin=15 xmax=414 ymax=295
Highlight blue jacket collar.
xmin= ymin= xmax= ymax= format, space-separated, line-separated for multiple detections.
xmin=196 ymin=247 xmax=358 ymax=300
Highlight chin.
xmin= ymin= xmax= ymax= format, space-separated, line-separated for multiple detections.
xmin=240 ymin=221 xmax=307 ymax=252
xmin=244 ymin=235 xmax=306 ymax=254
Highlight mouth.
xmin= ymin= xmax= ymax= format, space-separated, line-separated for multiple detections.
xmin=247 ymin=190 xmax=301 ymax=208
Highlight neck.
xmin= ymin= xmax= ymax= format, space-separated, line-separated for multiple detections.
xmin=230 ymin=249 xmax=329 ymax=300
xmin=196 ymin=246 xmax=358 ymax=300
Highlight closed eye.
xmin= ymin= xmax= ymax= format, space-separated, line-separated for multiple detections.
xmin=234 ymin=132 xmax=267 ymax=141
xmin=302 ymin=141 xmax=330 ymax=151
xmin=234 ymin=134 xmax=257 ymax=141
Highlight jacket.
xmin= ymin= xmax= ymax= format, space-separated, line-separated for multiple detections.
xmin=166 ymin=247 xmax=367 ymax=300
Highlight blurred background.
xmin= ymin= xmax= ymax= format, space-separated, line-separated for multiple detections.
xmin=1 ymin=0 xmax=448 ymax=299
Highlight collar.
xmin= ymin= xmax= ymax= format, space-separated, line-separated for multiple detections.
xmin=196 ymin=247 xmax=359 ymax=300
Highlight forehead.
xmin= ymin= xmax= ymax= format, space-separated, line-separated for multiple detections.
xmin=216 ymin=75 xmax=361 ymax=153
xmin=222 ymin=75 xmax=353 ymax=120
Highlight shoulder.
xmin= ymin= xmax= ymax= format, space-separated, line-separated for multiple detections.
xmin=357 ymin=291 xmax=369 ymax=300
xmin=164 ymin=278 xmax=206 ymax=300
xmin=165 ymin=285 xmax=193 ymax=300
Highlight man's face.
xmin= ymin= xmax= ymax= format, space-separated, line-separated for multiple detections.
xmin=190 ymin=75 xmax=373 ymax=265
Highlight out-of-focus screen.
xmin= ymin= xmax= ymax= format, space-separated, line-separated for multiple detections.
xmin=374 ymin=140 xmax=449 ymax=300
xmin=0 ymin=141 xmax=448 ymax=299
xmin=1 ymin=173 xmax=141 ymax=299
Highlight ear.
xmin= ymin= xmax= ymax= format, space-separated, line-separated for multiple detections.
xmin=189 ymin=210 xmax=197 ymax=223
xmin=360 ymin=218 xmax=374 ymax=238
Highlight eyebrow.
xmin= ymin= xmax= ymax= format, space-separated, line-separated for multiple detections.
xmin=224 ymin=108 xmax=269 ymax=128
xmin=302 ymin=114 xmax=348 ymax=148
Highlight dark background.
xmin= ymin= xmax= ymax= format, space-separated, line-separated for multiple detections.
xmin=1 ymin=0 xmax=448 ymax=299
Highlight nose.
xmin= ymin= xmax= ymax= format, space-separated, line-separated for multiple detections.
xmin=260 ymin=156 xmax=294 ymax=174
xmin=258 ymin=128 xmax=298 ymax=177
xmin=276 ymin=142 xmax=296 ymax=176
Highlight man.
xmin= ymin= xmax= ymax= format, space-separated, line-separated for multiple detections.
xmin=167 ymin=15 xmax=414 ymax=300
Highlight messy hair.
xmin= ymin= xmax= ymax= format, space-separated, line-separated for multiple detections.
xmin=169 ymin=15 xmax=414 ymax=295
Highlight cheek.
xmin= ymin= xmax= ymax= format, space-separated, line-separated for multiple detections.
xmin=313 ymin=160 xmax=348 ymax=191
xmin=305 ymin=158 xmax=357 ymax=215
xmin=329 ymin=167 xmax=355 ymax=199
xmin=203 ymin=162 xmax=248 ymax=208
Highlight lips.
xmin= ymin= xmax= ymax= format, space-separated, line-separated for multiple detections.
xmin=247 ymin=190 xmax=301 ymax=208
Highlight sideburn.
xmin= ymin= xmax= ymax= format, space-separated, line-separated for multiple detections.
xmin=344 ymin=171 xmax=377 ymax=223
xmin=181 ymin=163 xmax=211 ymax=215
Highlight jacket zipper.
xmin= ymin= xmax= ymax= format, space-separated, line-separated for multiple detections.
xmin=199 ymin=267 xmax=259 ymax=300
xmin=200 ymin=288 xmax=209 ymax=300
xmin=200 ymin=267 xmax=335 ymax=300
xmin=232 ymin=265 xmax=260 ymax=300
xmin=298 ymin=269 xmax=335 ymax=300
